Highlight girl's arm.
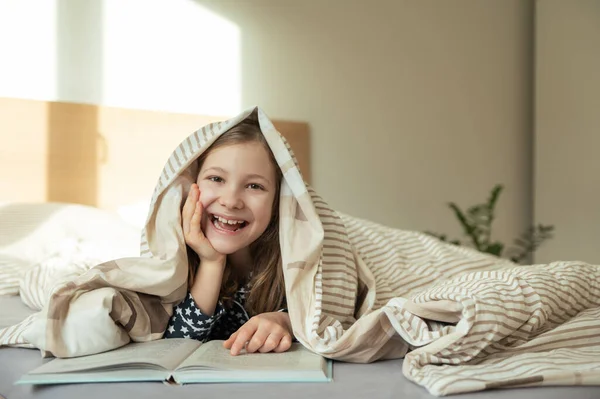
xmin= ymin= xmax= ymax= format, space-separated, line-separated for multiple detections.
xmin=165 ymin=184 xmax=230 ymax=341
xmin=182 ymin=184 xmax=227 ymax=315
xmin=189 ymin=258 xmax=226 ymax=316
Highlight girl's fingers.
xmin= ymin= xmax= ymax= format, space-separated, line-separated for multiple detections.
xmin=189 ymin=199 xmax=203 ymax=237
xmin=182 ymin=185 xmax=198 ymax=235
xmin=225 ymin=316 xmax=293 ymax=355
xmin=229 ymin=323 xmax=258 ymax=356
xmin=273 ymin=334 xmax=292 ymax=353
xmin=257 ymin=333 xmax=281 ymax=353
xmin=246 ymin=327 xmax=270 ymax=353
xmin=223 ymin=331 xmax=238 ymax=349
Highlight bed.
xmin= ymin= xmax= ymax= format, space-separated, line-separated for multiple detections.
xmin=1 ymin=295 xmax=598 ymax=399
xmin=1 ymin=99 xmax=599 ymax=399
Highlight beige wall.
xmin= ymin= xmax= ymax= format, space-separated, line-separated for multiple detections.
xmin=535 ymin=0 xmax=600 ymax=263
xmin=0 ymin=98 xmax=310 ymax=228
xmin=1 ymin=0 xmax=534 ymax=250
xmin=202 ymin=0 xmax=533 ymax=246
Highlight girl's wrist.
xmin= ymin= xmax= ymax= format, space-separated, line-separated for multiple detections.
xmin=193 ymin=258 xmax=226 ymax=285
xmin=199 ymin=256 xmax=226 ymax=270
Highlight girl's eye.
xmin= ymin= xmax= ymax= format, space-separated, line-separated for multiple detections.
xmin=248 ymin=183 xmax=264 ymax=190
xmin=208 ymin=176 xmax=223 ymax=183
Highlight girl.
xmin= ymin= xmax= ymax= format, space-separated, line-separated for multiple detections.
xmin=164 ymin=118 xmax=293 ymax=356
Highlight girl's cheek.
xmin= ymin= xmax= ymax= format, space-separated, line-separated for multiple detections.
xmin=197 ymin=185 xmax=218 ymax=206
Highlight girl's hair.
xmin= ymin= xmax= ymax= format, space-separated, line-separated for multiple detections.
xmin=186 ymin=115 xmax=286 ymax=316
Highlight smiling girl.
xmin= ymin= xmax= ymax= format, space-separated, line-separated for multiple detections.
xmin=163 ymin=117 xmax=291 ymax=356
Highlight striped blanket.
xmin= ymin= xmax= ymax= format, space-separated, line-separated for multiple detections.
xmin=1 ymin=107 xmax=599 ymax=395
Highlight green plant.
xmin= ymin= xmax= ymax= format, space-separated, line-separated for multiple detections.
xmin=426 ymin=184 xmax=554 ymax=264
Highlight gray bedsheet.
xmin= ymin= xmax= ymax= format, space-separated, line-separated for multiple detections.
xmin=1 ymin=296 xmax=598 ymax=399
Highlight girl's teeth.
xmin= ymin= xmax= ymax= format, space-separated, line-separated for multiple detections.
xmin=213 ymin=218 xmax=245 ymax=232
xmin=216 ymin=216 xmax=243 ymax=225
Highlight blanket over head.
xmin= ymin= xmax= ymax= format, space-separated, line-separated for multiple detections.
xmin=2 ymin=107 xmax=600 ymax=396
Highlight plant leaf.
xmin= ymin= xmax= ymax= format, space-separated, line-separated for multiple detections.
xmin=487 ymin=242 xmax=504 ymax=257
xmin=449 ymin=202 xmax=482 ymax=250
xmin=487 ymin=184 xmax=503 ymax=211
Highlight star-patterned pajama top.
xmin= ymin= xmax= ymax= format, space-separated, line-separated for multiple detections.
xmin=164 ymin=285 xmax=251 ymax=341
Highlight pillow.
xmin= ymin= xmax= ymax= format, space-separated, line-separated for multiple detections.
xmin=0 ymin=202 xmax=141 ymax=297
xmin=0 ymin=254 xmax=28 ymax=295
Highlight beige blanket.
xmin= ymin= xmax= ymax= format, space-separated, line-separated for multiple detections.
xmin=1 ymin=107 xmax=600 ymax=396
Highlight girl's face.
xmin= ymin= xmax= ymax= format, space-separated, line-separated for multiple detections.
xmin=197 ymin=142 xmax=278 ymax=257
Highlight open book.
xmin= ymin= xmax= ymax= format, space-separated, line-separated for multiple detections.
xmin=17 ymin=338 xmax=332 ymax=385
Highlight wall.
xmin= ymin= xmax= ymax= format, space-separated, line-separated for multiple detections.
xmin=201 ymin=0 xmax=534 ymax=246
xmin=535 ymin=0 xmax=600 ymax=263
xmin=0 ymin=98 xmax=310 ymax=228
xmin=0 ymin=0 xmax=534 ymax=248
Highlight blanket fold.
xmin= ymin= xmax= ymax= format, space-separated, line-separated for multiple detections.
xmin=2 ymin=107 xmax=599 ymax=396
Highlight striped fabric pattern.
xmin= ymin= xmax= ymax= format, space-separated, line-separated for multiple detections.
xmin=1 ymin=107 xmax=599 ymax=396
xmin=0 ymin=203 xmax=66 ymax=296
xmin=0 ymin=313 xmax=36 ymax=348
xmin=0 ymin=256 xmax=23 ymax=296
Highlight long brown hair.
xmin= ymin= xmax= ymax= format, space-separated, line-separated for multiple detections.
xmin=186 ymin=116 xmax=286 ymax=316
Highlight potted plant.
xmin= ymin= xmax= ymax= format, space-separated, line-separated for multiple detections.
xmin=426 ymin=184 xmax=554 ymax=264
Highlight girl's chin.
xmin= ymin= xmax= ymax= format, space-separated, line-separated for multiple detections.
xmin=205 ymin=236 xmax=246 ymax=255
xmin=210 ymin=245 xmax=240 ymax=256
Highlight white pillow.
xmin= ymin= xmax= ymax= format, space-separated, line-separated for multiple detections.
xmin=0 ymin=254 xmax=28 ymax=295
xmin=0 ymin=203 xmax=140 ymax=263
xmin=0 ymin=202 xmax=140 ymax=274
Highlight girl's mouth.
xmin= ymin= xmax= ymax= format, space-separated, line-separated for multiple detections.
xmin=210 ymin=214 xmax=248 ymax=233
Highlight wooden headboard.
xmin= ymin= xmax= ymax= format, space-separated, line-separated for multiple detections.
xmin=0 ymin=97 xmax=310 ymax=221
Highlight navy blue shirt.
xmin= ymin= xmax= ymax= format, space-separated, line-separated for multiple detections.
xmin=164 ymin=286 xmax=250 ymax=342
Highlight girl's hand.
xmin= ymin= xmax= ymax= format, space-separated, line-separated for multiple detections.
xmin=223 ymin=312 xmax=293 ymax=356
xmin=182 ymin=184 xmax=225 ymax=264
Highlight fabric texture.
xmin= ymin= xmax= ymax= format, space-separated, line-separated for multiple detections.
xmin=164 ymin=289 xmax=249 ymax=341
xmin=0 ymin=203 xmax=139 ymax=297
xmin=1 ymin=107 xmax=599 ymax=396
xmin=0 ymin=255 xmax=26 ymax=296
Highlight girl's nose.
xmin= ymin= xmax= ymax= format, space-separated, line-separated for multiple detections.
xmin=219 ymin=186 xmax=244 ymax=209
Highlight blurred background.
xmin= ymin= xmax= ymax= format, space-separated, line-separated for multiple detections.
xmin=0 ymin=0 xmax=598 ymax=264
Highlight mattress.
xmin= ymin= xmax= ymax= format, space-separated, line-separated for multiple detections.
xmin=1 ymin=296 xmax=598 ymax=399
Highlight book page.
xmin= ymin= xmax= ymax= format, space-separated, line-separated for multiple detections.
xmin=176 ymin=341 xmax=324 ymax=371
xmin=29 ymin=338 xmax=201 ymax=375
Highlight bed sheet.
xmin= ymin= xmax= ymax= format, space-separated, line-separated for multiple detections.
xmin=1 ymin=296 xmax=598 ymax=399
